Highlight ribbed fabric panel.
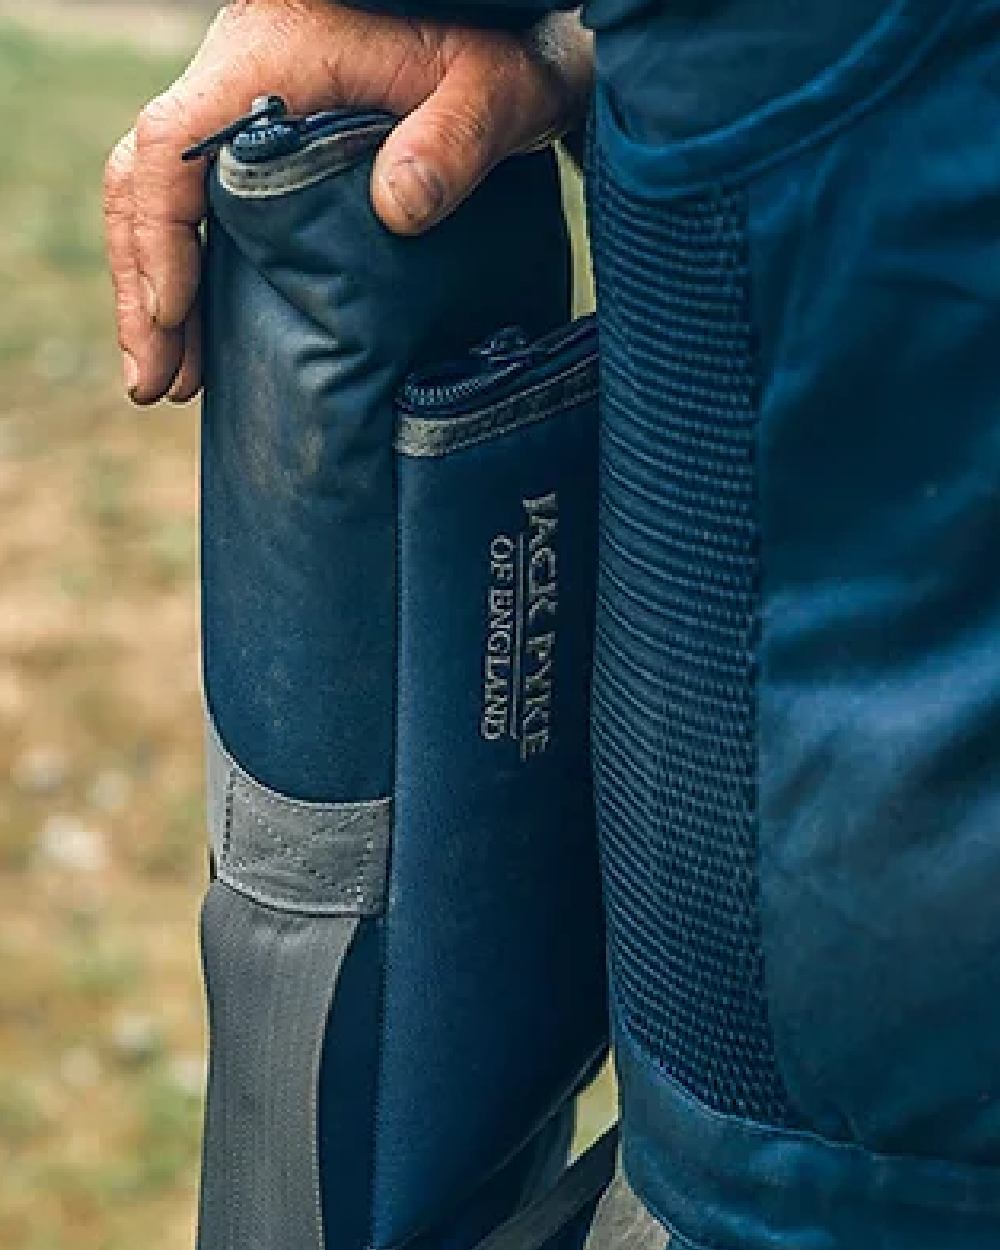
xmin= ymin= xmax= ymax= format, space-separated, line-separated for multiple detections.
xmin=590 ymin=155 xmax=792 ymax=1125
xmin=197 ymin=881 xmax=360 ymax=1250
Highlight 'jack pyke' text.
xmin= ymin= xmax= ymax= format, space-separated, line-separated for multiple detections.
xmin=481 ymin=492 xmax=558 ymax=760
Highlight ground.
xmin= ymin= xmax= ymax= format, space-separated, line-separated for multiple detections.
xmin=0 ymin=8 xmax=606 ymax=1250
xmin=0 ymin=15 xmax=207 ymax=1250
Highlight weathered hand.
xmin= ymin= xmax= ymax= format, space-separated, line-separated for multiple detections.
xmin=103 ymin=0 xmax=593 ymax=405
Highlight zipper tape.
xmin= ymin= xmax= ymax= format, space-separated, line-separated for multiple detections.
xmin=400 ymin=316 xmax=598 ymax=419
xmin=217 ymin=121 xmax=395 ymax=199
xmin=395 ymin=355 xmax=598 ymax=459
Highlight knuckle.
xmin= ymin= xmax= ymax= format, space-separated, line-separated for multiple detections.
xmin=103 ymin=132 xmax=135 ymax=202
xmin=135 ymin=90 xmax=185 ymax=151
xmin=407 ymin=19 xmax=448 ymax=77
xmin=436 ymin=102 xmax=492 ymax=162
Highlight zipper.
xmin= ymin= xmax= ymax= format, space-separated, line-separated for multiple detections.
xmin=399 ymin=316 xmax=598 ymax=418
xmin=188 ymin=101 xmax=598 ymax=414
xmin=183 ymin=95 xmax=395 ymax=166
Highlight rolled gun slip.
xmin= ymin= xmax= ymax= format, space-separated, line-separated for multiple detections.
xmin=197 ymin=102 xmax=608 ymax=1250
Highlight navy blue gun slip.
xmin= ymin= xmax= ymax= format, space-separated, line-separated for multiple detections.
xmin=196 ymin=100 xmax=610 ymax=1250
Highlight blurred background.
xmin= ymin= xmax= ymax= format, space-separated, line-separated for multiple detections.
xmin=0 ymin=5 xmax=211 ymax=1250
xmin=0 ymin=4 xmax=601 ymax=1250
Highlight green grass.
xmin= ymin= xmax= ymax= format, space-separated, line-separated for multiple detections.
xmin=0 ymin=25 xmax=189 ymax=399
xmin=0 ymin=21 xmax=206 ymax=1250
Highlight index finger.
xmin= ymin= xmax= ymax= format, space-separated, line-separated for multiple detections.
xmin=130 ymin=80 xmax=220 ymax=332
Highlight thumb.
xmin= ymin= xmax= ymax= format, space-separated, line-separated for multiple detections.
xmin=371 ymin=53 xmax=544 ymax=236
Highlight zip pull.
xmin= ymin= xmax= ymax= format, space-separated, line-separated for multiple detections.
xmin=399 ymin=315 xmax=598 ymax=417
xmin=470 ymin=327 xmax=533 ymax=367
xmin=181 ymin=95 xmax=289 ymax=163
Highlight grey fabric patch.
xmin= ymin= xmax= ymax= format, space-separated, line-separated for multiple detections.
xmin=218 ymin=123 xmax=393 ymax=200
xmin=584 ymin=1175 xmax=670 ymax=1250
xmin=472 ymin=1126 xmax=620 ymax=1250
xmin=395 ymin=358 xmax=598 ymax=459
xmin=206 ymin=714 xmax=392 ymax=917
xmin=197 ymin=880 xmax=360 ymax=1250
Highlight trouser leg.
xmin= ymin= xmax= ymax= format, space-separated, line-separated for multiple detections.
xmin=588 ymin=2 xmax=1000 ymax=1245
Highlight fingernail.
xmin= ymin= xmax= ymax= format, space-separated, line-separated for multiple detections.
xmin=122 ymin=351 xmax=140 ymax=397
xmin=383 ymin=158 xmax=445 ymax=227
xmin=140 ymin=273 xmax=159 ymax=323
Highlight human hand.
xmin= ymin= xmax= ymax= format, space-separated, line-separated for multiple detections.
xmin=103 ymin=0 xmax=593 ymax=405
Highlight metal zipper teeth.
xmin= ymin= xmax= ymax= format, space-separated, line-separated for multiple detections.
xmin=218 ymin=122 xmax=397 ymax=199
xmin=184 ymin=96 xmax=396 ymax=165
xmin=252 ymin=110 xmax=394 ymax=148
xmin=401 ymin=320 xmax=598 ymax=417
xmin=298 ymin=110 xmax=395 ymax=140
xmin=228 ymin=110 xmax=397 ymax=166
xmin=400 ymin=362 xmax=525 ymax=412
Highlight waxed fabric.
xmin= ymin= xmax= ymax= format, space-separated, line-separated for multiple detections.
xmin=200 ymin=116 xmax=609 ymax=1250
xmin=202 ymin=132 xmax=569 ymax=804
xmin=385 ymin=355 xmax=606 ymax=1245
xmin=589 ymin=0 xmax=1000 ymax=1245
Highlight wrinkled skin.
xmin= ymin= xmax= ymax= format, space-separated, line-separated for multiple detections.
xmin=103 ymin=0 xmax=593 ymax=405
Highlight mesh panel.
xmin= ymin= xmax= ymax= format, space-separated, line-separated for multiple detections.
xmin=590 ymin=154 xmax=792 ymax=1125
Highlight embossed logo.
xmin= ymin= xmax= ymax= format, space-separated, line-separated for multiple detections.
xmin=481 ymin=492 xmax=558 ymax=760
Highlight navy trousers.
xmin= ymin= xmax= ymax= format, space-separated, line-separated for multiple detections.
xmin=589 ymin=0 xmax=1000 ymax=1245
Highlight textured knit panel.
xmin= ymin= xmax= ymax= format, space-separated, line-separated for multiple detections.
xmin=590 ymin=154 xmax=792 ymax=1126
